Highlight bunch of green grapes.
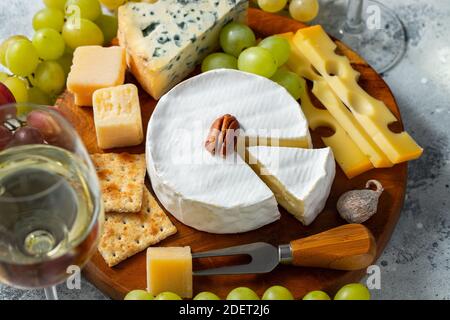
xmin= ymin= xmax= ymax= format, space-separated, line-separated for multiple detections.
xmin=254 ymin=0 xmax=320 ymax=22
xmin=201 ymin=22 xmax=304 ymax=100
xmin=123 ymin=283 xmax=371 ymax=300
xmin=0 ymin=0 xmax=120 ymax=105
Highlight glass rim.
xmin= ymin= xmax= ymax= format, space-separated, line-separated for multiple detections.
xmin=0 ymin=103 xmax=103 ymax=263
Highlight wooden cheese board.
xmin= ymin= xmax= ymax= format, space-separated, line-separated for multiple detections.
xmin=56 ymin=8 xmax=407 ymax=300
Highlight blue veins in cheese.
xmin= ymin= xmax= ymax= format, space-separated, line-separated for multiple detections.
xmin=118 ymin=0 xmax=248 ymax=99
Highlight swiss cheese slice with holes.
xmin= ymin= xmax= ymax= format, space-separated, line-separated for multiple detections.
xmin=146 ymin=69 xmax=312 ymax=234
xmin=293 ymin=26 xmax=423 ymax=163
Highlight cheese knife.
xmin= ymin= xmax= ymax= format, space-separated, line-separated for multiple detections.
xmin=192 ymin=224 xmax=376 ymax=275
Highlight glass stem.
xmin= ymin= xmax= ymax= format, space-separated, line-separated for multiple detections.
xmin=44 ymin=286 xmax=58 ymax=300
xmin=342 ymin=0 xmax=365 ymax=34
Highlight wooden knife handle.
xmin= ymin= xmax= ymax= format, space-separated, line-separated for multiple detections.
xmin=289 ymin=224 xmax=376 ymax=271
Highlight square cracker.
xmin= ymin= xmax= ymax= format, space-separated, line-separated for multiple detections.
xmin=98 ymin=188 xmax=177 ymax=267
xmin=91 ymin=153 xmax=146 ymax=213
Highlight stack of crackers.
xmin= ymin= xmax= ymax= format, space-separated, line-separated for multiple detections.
xmin=91 ymin=153 xmax=177 ymax=267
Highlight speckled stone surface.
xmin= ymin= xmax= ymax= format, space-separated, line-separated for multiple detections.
xmin=1 ymin=0 xmax=449 ymax=300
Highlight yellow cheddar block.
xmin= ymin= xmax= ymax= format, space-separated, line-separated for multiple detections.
xmin=280 ymin=32 xmax=392 ymax=168
xmin=299 ymin=80 xmax=373 ymax=178
xmin=92 ymin=84 xmax=143 ymax=149
xmin=293 ymin=26 xmax=423 ymax=163
xmin=67 ymin=46 xmax=126 ymax=106
xmin=146 ymin=247 xmax=193 ymax=298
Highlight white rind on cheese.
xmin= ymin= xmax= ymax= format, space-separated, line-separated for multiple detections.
xmin=246 ymin=146 xmax=336 ymax=225
xmin=118 ymin=0 xmax=248 ymax=99
xmin=146 ymin=69 xmax=312 ymax=234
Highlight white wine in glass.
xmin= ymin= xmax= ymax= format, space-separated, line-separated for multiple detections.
xmin=0 ymin=103 xmax=103 ymax=300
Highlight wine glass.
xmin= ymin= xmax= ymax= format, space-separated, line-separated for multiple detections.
xmin=0 ymin=102 xmax=103 ymax=300
xmin=314 ymin=0 xmax=407 ymax=73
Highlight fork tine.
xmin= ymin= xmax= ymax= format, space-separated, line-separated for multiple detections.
xmin=194 ymin=264 xmax=263 ymax=276
xmin=192 ymin=242 xmax=266 ymax=259
xmin=192 ymin=242 xmax=279 ymax=276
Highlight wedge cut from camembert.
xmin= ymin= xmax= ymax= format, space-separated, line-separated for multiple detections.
xmin=146 ymin=70 xmax=312 ymax=234
xmin=118 ymin=0 xmax=248 ymax=99
xmin=246 ymin=146 xmax=336 ymax=225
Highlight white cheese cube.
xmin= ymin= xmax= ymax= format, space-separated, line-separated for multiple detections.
xmin=93 ymin=84 xmax=143 ymax=149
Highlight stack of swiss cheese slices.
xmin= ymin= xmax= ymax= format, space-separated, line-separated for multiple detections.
xmin=146 ymin=69 xmax=335 ymax=234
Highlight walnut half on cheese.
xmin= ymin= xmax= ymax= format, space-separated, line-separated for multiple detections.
xmin=67 ymin=46 xmax=126 ymax=106
xmin=117 ymin=0 xmax=248 ymax=100
xmin=92 ymin=84 xmax=143 ymax=149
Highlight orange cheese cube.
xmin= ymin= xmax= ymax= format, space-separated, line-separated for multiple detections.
xmin=92 ymin=84 xmax=143 ymax=149
xmin=146 ymin=247 xmax=193 ymax=298
xmin=67 ymin=46 xmax=126 ymax=106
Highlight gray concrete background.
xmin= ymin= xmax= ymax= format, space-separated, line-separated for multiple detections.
xmin=0 ymin=0 xmax=449 ymax=300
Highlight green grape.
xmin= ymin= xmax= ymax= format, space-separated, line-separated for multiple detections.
xmin=258 ymin=0 xmax=287 ymax=13
xmin=258 ymin=36 xmax=291 ymax=67
xmin=56 ymin=52 xmax=73 ymax=77
xmin=34 ymin=61 xmax=66 ymax=95
xmin=44 ymin=0 xmax=67 ymax=11
xmin=334 ymin=283 xmax=371 ymax=300
xmin=0 ymin=35 xmax=27 ymax=67
xmin=99 ymin=0 xmax=126 ymax=10
xmin=124 ymin=290 xmax=154 ymax=300
xmin=220 ymin=22 xmax=256 ymax=57
xmin=302 ymin=290 xmax=331 ymax=300
xmin=64 ymin=45 xmax=75 ymax=56
xmin=262 ymin=285 xmax=294 ymax=300
xmin=2 ymin=77 xmax=28 ymax=103
xmin=201 ymin=53 xmax=238 ymax=73
xmin=155 ymin=292 xmax=182 ymax=300
xmin=271 ymin=69 xmax=303 ymax=99
xmin=194 ymin=292 xmax=221 ymax=300
xmin=226 ymin=287 xmax=260 ymax=300
xmin=289 ymin=0 xmax=319 ymax=22
xmin=95 ymin=14 xmax=118 ymax=45
xmin=28 ymin=87 xmax=52 ymax=105
xmin=238 ymin=47 xmax=277 ymax=78
xmin=5 ymin=39 xmax=40 ymax=77
xmin=33 ymin=8 xmax=65 ymax=32
xmin=62 ymin=19 xmax=104 ymax=49
xmin=32 ymin=28 xmax=66 ymax=61
xmin=66 ymin=0 xmax=102 ymax=21
xmin=0 ymin=71 xmax=9 ymax=82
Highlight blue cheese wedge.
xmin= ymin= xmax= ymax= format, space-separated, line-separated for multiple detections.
xmin=118 ymin=0 xmax=248 ymax=99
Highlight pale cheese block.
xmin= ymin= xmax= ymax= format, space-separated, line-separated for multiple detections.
xmin=67 ymin=46 xmax=126 ymax=106
xmin=146 ymin=69 xmax=312 ymax=234
xmin=246 ymin=146 xmax=336 ymax=226
xmin=93 ymin=84 xmax=143 ymax=149
xmin=146 ymin=247 xmax=192 ymax=298
xmin=118 ymin=0 xmax=247 ymax=99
